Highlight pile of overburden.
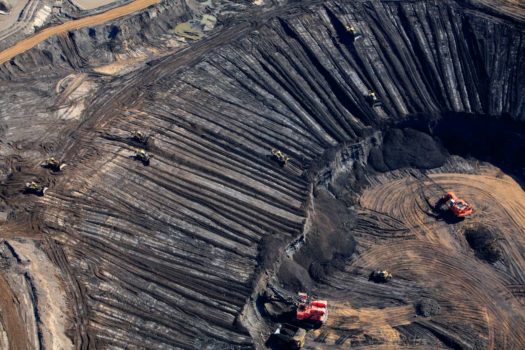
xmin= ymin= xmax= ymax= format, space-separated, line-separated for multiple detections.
xmin=465 ymin=227 xmax=502 ymax=263
xmin=416 ymin=298 xmax=441 ymax=317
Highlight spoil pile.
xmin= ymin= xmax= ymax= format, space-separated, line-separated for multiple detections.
xmin=465 ymin=227 xmax=502 ymax=263
xmin=368 ymin=128 xmax=447 ymax=172
xmin=0 ymin=1 xmax=11 ymax=13
xmin=416 ymin=298 xmax=441 ymax=317
xmin=292 ymin=190 xmax=356 ymax=283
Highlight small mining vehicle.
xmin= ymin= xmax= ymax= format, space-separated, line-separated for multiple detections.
xmin=367 ymin=90 xmax=383 ymax=108
xmin=369 ymin=270 xmax=393 ymax=283
xmin=24 ymin=181 xmax=48 ymax=196
xmin=133 ymin=149 xmax=151 ymax=166
xmin=345 ymin=25 xmax=363 ymax=41
xmin=271 ymin=323 xmax=306 ymax=350
xmin=271 ymin=148 xmax=290 ymax=166
xmin=41 ymin=157 xmax=66 ymax=172
xmin=131 ymin=130 xmax=149 ymax=145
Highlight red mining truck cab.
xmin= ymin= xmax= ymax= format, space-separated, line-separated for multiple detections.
xmin=443 ymin=192 xmax=473 ymax=217
xmin=265 ymin=284 xmax=329 ymax=328
xmin=295 ymin=293 xmax=328 ymax=326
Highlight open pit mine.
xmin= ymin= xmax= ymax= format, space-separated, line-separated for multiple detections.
xmin=0 ymin=0 xmax=524 ymax=349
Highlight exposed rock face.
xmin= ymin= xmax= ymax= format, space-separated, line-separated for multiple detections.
xmin=0 ymin=0 xmax=524 ymax=349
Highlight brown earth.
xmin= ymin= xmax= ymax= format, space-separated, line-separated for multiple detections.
xmin=0 ymin=0 xmax=523 ymax=349
xmin=306 ymin=167 xmax=525 ymax=348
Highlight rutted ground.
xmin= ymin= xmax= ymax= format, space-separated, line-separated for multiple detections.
xmin=0 ymin=0 xmax=523 ymax=349
xmin=308 ymin=166 xmax=525 ymax=348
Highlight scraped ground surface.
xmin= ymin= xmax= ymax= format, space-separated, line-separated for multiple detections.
xmin=309 ymin=168 xmax=525 ymax=348
xmin=0 ymin=0 xmax=524 ymax=349
xmin=71 ymin=0 xmax=124 ymax=11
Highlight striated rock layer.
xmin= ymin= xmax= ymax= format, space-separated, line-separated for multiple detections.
xmin=0 ymin=0 xmax=524 ymax=349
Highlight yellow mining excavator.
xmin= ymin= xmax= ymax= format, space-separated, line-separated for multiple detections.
xmin=369 ymin=270 xmax=392 ymax=283
xmin=131 ymin=130 xmax=149 ymax=145
xmin=272 ymin=324 xmax=306 ymax=350
xmin=345 ymin=25 xmax=363 ymax=41
xmin=133 ymin=149 xmax=151 ymax=165
xmin=24 ymin=181 xmax=48 ymax=196
xmin=367 ymin=90 xmax=383 ymax=108
xmin=41 ymin=157 xmax=66 ymax=172
xmin=271 ymin=148 xmax=289 ymax=166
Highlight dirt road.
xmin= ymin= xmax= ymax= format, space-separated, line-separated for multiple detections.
xmin=0 ymin=0 xmax=523 ymax=347
xmin=0 ymin=0 xmax=160 ymax=65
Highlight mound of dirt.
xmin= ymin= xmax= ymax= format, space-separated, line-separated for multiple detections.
xmin=465 ymin=227 xmax=502 ymax=263
xmin=294 ymin=189 xmax=356 ymax=282
xmin=277 ymin=258 xmax=313 ymax=293
xmin=416 ymin=298 xmax=441 ymax=317
xmin=368 ymin=128 xmax=447 ymax=172
xmin=258 ymin=235 xmax=287 ymax=271
xmin=308 ymin=253 xmax=349 ymax=282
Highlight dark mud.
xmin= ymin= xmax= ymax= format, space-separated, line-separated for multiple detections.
xmin=368 ymin=128 xmax=447 ymax=172
xmin=0 ymin=0 xmax=524 ymax=349
xmin=465 ymin=226 xmax=502 ymax=263
xmin=293 ymin=189 xmax=356 ymax=284
xmin=416 ymin=298 xmax=442 ymax=317
xmin=399 ymin=112 xmax=525 ymax=181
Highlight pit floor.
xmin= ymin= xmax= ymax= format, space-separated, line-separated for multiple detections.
xmin=307 ymin=165 xmax=525 ymax=348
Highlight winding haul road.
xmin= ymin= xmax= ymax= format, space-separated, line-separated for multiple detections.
xmin=0 ymin=0 xmax=523 ymax=348
xmin=0 ymin=0 xmax=159 ymax=65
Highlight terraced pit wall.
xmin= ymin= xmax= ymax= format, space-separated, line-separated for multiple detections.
xmin=0 ymin=0 xmax=524 ymax=349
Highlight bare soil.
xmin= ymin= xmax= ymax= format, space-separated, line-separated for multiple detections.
xmin=303 ymin=167 xmax=525 ymax=348
xmin=0 ymin=0 xmax=523 ymax=348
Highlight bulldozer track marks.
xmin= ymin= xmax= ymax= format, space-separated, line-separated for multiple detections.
xmin=313 ymin=169 xmax=525 ymax=348
xmin=0 ymin=0 xmax=523 ymax=347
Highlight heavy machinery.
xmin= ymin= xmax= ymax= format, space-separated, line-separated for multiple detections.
xmin=133 ymin=149 xmax=151 ymax=166
xmin=271 ymin=324 xmax=306 ymax=350
xmin=369 ymin=270 xmax=392 ymax=283
xmin=271 ymin=148 xmax=289 ymax=166
xmin=442 ymin=192 xmax=473 ymax=218
xmin=131 ymin=130 xmax=149 ymax=145
xmin=412 ymin=172 xmax=474 ymax=220
xmin=266 ymin=283 xmax=328 ymax=327
xmin=367 ymin=90 xmax=383 ymax=108
xmin=345 ymin=25 xmax=362 ymax=41
xmin=24 ymin=182 xmax=47 ymax=196
xmin=41 ymin=157 xmax=66 ymax=172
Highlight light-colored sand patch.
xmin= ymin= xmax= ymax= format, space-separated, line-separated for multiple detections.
xmin=93 ymin=48 xmax=154 ymax=75
xmin=58 ymin=100 xmax=86 ymax=120
xmin=93 ymin=58 xmax=144 ymax=75
xmin=0 ymin=330 xmax=7 ymax=350
xmin=0 ymin=270 xmax=36 ymax=349
xmin=0 ymin=0 xmax=28 ymax=33
xmin=25 ymin=4 xmax=51 ymax=33
xmin=71 ymin=0 xmax=123 ymax=11
xmin=311 ymin=302 xmax=414 ymax=345
xmin=9 ymin=240 xmax=73 ymax=350
xmin=56 ymin=76 xmax=98 ymax=120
